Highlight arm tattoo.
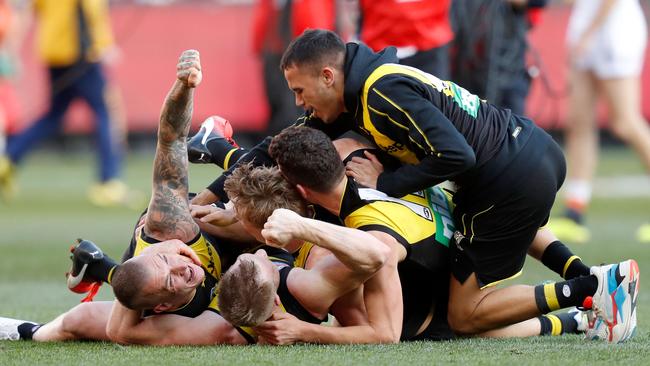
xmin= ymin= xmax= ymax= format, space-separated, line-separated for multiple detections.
xmin=145 ymin=81 xmax=199 ymax=242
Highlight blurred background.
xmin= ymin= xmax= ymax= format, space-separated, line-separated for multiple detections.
xmin=0 ymin=0 xmax=646 ymax=144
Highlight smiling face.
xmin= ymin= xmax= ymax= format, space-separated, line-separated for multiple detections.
xmin=135 ymin=252 xmax=205 ymax=311
xmin=284 ymin=64 xmax=345 ymax=123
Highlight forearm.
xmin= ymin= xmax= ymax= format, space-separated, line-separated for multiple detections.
xmin=159 ymin=80 xmax=194 ymax=142
xmin=106 ymin=301 xmax=146 ymax=344
xmin=191 ymin=189 xmax=219 ymax=205
xmin=362 ymin=254 xmax=403 ymax=343
xmin=377 ymin=151 xmax=474 ymax=197
xmin=298 ymin=323 xmax=388 ymax=344
xmin=297 ymin=218 xmax=389 ymax=275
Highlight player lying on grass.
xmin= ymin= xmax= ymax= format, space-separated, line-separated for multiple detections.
xmin=0 ymin=49 xmax=257 ymax=345
xmin=0 ymin=49 xmax=393 ymax=346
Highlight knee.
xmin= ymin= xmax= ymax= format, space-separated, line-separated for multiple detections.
xmin=60 ymin=303 xmax=93 ymax=337
xmin=609 ymin=115 xmax=646 ymax=143
xmin=446 ymin=303 xmax=481 ymax=335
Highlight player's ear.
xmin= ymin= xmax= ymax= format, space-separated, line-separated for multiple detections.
xmin=274 ymin=294 xmax=281 ymax=307
xmin=322 ymin=67 xmax=335 ymax=86
xmin=152 ymin=302 xmax=173 ymax=313
xmin=295 ymin=184 xmax=309 ymax=200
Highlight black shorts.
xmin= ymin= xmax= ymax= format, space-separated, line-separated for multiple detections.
xmin=399 ymin=261 xmax=454 ymax=341
xmin=450 ymin=128 xmax=566 ymax=288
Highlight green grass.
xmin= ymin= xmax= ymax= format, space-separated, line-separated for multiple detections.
xmin=1 ymin=147 xmax=649 ymax=365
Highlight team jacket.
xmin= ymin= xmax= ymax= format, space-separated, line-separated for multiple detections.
xmin=208 ymin=43 xmax=542 ymax=200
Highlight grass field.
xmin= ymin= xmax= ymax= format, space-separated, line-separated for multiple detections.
xmin=1 ymin=146 xmax=649 ymax=365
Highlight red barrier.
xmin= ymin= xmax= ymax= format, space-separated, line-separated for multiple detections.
xmin=10 ymin=4 xmax=650 ymax=134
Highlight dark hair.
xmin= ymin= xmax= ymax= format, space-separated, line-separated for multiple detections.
xmin=269 ymin=126 xmax=344 ymax=193
xmin=280 ymin=29 xmax=345 ymax=72
xmin=111 ymin=260 xmax=156 ymax=310
xmin=217 ymin=258 xmax=275 ymax=326
xmin=224 ymin=163 xmax=307 ymax=229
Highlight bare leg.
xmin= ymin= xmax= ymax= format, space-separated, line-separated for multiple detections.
xmin=144 ymin=51 xmax=202 ymax=242
xmin=32 ymin=301 xmax=114 ymax=342
xmin=479 ymin=318 xmax=541 ymax=338
xmin=599 ymin=76 xmax=650 ymax=171
xmin=563 ymin=68 xmax=600 ymax=210
xmin=527 ymin=227 xmax=559 ymax=260
xmin=447 ymin=273 xmax=539 ymax=335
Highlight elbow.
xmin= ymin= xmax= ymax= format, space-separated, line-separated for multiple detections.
xmin=458 ymin=148 xmax=476 ymax=173
xmin=362 ymin=239 xmax=392 ymax=275
xmin=456 ymin=146 xmax=476 ymax=173
xmin=106 ymin=325 xmax=134 ymax=345
xmin=375 ymin=331 xmax=400 ymax=344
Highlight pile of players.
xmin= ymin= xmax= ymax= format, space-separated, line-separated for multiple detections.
xmin=0 ymin=30 xmax=639 ymax=345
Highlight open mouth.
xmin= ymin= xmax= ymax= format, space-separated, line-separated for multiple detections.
xmin=187 ymin=264 xmax=204 ymax=286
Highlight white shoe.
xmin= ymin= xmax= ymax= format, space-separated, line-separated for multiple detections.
xmin=590 ymin=260 xmax=640 ymax=343
xmin=0 ymin=317 xmax=35 ymax=341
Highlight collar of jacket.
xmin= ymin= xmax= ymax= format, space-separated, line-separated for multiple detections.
xmin=342 ymin=43 xmax=398 ymax=119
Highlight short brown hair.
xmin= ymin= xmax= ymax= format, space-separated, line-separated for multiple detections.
xmin=217 ymin=258 xmax=275 ymax=326
xmin=269 ymin=126 xmax=344 ymax=193
xmin=224 ymin=163 xmax=307 ymax=228
xmin=111 ymin=260 xmax=158 ymax=310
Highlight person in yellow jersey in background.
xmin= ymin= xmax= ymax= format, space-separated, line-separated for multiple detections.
xmin=0 ymin=0 xmax=137 ymax=206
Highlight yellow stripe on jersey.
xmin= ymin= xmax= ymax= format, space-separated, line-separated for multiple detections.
xmin=479 ymin=269 xmax=522 ymax=290
xmin=134 ymin=231 xmax=222 ymax=279
xmin=344 ymin=200 xmax=437 ymax=246
xmin=361 ymin=63 xmax=446 ymax=164
xmin=293 ymin=242 xmax=315 ymax=269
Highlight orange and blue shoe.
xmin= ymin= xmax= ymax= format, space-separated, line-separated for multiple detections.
xmin=589 ymin=260 xmax=640 ymax=343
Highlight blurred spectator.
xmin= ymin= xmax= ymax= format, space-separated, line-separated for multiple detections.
xmin=549 ymin=0 xmax=650 ymax=243
xmin=451 ymin=0 xmax=548 ymax=115
xmin=357 ymin=0 xmax=453 ymax=78
xmin=251 ymin=0 xmax=335 ymax=138
xmin=0 ymin=0 xmax=135 ymax=206
xmin=0 ymin=0 xmax=24 ymax=200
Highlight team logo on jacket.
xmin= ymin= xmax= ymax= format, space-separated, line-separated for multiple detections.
xmin=383 ymin=141 xmax=405 ymax=153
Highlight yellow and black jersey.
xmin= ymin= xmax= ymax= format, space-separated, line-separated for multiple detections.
xmin=340 ymin=42 xmax=543 ymax=198
xmin=339 ymin=177 xmax=454 ymax=273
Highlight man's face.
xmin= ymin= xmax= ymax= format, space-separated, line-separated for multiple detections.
xmin=284 ymin=64 xmax=344 ymax=123
xmin=137 ymin=252 xmax=205 ymax=308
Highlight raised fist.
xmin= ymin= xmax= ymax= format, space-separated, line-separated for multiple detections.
xmin=177 ymin=49 xmax=202 ymax=88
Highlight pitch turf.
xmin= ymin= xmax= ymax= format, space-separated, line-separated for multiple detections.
xmin=1 ymin=147 xmax=649 ymax=365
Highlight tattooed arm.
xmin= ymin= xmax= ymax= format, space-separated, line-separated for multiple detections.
xmin=144 ymin=50 xmax=202 ymax=243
